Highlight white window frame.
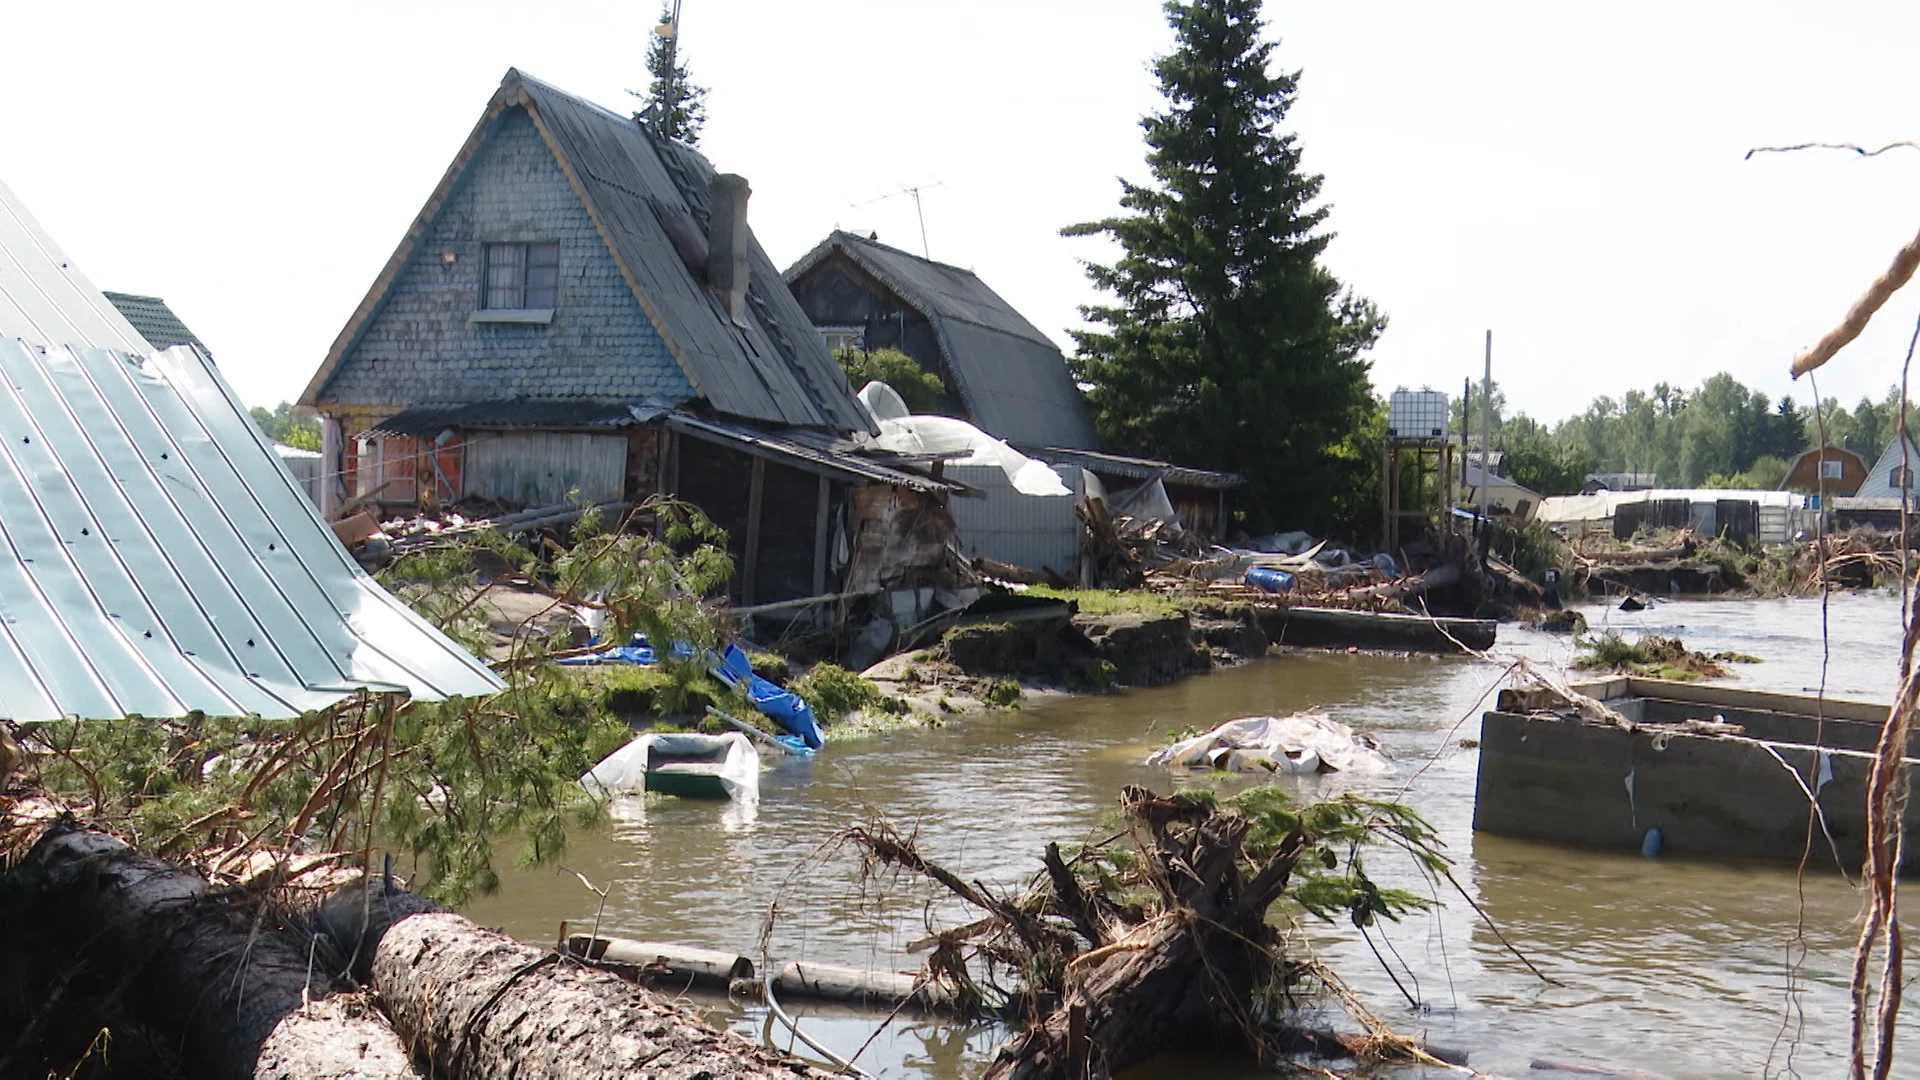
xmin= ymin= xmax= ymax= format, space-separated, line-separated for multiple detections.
xmin=819 ymin=325 xmax=865 ymax=353
xmin=1820 ymin=459 xmax=1844 ymax=480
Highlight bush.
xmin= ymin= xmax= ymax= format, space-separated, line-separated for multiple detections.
xmin=791 ymin=662 xmax=907 ymax=720
xmin=985 ymin=679 xmax=1023 ymax=707
xmin=837 ymin=347 xmax=947 ymax=414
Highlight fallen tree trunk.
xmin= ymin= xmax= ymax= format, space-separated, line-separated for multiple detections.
xmin=0 ymin=818 xmax=418 ymax=1080
xmin=1339 ymin=559 xmax=1462 ymax=605
xmin=319 ymin=881 xmax=823 ymax=1080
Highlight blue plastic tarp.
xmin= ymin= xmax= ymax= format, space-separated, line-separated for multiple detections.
xmin=560 ymin=638 xmax=824 ymax=750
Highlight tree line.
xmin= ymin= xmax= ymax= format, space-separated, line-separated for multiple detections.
xmin=1438 ymin=376 xmax=1912 ymax=496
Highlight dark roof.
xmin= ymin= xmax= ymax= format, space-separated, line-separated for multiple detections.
xmin=1024 ymin=446 xmax=1244 ymax=490
xmin=367 ymin=397 xmax=675 ymax=438
xmin=303 ymin=69 xmax=868 ymax=435
xmin=1784 ymin=445 xmax=1867 ymax=474
xmin=101 ymin=291 xmax=208 ymax=354
xmin=785 ymin=230 xmax=1099 ymax=450
xmin=664 ymin=412 xmax=959 ymax=494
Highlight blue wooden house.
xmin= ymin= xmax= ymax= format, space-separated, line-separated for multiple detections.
xmin=298 ymin=70 xmax=954 ymax=604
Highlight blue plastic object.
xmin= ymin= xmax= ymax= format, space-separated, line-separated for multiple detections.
xmin=559 ymin=638 xmax=825 ymax=750
xmin=1244 ymin=567 xmax=1295 ymax=594
xmin=1641 ymin=827 xmax=1663 ymax=858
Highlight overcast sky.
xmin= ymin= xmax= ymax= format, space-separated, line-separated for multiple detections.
xmin=4 ymin=1 xmax=1918 ymax=424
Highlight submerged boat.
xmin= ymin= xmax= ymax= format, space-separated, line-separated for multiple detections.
xmin=582 ymin=732 xmax=760 ymax=802
xmin=1475 ymin=675 xmax=1914 ymax=868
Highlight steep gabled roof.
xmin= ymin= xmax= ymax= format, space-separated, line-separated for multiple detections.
xmin=1859 ymin=431 xmax=1920 ymax=499
xmin=785 ymin=230 xmax=1100 ymax=450
xmin=303 ymin=69 xmax=869 ymax=434
xmin=102 ymin=291 xmax=209 ymax=355
xmin=0 ymin=177 xmax=149 ymax=352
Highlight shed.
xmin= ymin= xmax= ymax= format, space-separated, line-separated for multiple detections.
xmin=785 ymin=231 xmax=1099 ymax=450
xmin=1856 ymin=432 xmax=1920 ymax=500
xmin=1780 ymin=445 xmax=1868 ymax=497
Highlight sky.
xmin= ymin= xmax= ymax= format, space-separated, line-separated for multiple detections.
xmin=4 ymin=1 xmax=1919 ymax=425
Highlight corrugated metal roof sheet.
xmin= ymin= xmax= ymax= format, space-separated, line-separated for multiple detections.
xmin=100 ymin=291 xmax=210 ymax=355
xmin=0 ymin=176 xmax=502 ymax=720
xmin=0 ymin=178 xmax=149 ymax=353
xmin=1023 ymin=446 xmax=1245 ymax=490
xmin=664 ymin=412 xmax=958 ymax=494
xmin=785 ymin=231 xmax=1100 ymax=449
xmin=0 ymin=339 xmax=505 ymax=719
xmin=368 ymin=397 xmax=673 ymax=438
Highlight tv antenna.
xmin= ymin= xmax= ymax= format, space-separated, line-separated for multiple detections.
xmin=851 ymin=180 xmax=944 ymax=259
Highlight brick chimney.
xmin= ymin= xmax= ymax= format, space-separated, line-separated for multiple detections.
xmin=706 ymin=173 xmax=751 ymax=325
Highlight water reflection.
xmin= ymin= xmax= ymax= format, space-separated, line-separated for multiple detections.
xmin=462 ymin=595 xmax=1908 ymax=1079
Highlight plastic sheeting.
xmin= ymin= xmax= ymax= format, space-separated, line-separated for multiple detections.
xmin=581 ymin=731 xmax=760 ymax=802
xmin=1146 ymin=713 xmax=1393 ymax=776
xmin=856 ymin=381 xmax=1070 ymax=497
xmin=558 ymin=639 xmax=824 ymax=750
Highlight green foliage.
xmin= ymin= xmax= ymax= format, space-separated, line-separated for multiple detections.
xmin=249 ymin=401 xmax=321 ymax=450
xmin=1023 ymin=585 xmax=1188 ymax=618
xmin=1500 ymin=414 xmax=1592 ymax=496
xmin=635 ymin=4 xmax=707 ymax=144
xmin=791 ymin=662 xmax=907 ymax=720
xmin=1700 ymin=454 xmax=1789 ymax=491
xmin=836 ymin=347 xmax=948 ymax=415
xmin=984 ymin=679 xmax=1023 ymax=708
xmin=1062 ymin=0 xmax=1383 ymax=536
xmin=1574 ymin=632 xmax=1727 ymax=681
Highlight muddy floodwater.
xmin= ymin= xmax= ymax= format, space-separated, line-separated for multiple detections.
xmin=462 ymin=592 xmax=1911 ymax=1079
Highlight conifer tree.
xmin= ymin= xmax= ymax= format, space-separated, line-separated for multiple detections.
xmin=1065 ymin=0 xmax=1382 ymax=535
xmin=638 ymin=3 xmax=708 ymax=144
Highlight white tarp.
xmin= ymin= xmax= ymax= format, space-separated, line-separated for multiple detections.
xmin=857 ymin=381 xmax=1070 ymax=497
xmin=1146 ymin=713 xmax=1393 ymax=776
xmin=1535 ymin=488 xmax=1802 ymax=526
xmin=581 ymin=732 xmax=760 ymax=802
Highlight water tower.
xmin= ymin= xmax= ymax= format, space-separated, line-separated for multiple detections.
xmin=1382 ymin=390 xmax=1456 ymax=552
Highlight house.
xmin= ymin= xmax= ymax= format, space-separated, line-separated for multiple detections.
xmin=1780 ymin=445 xmax=1868 ymax=497
xmin=1583 ymin=472 xmax=1659 ymax=494
xmin=1856 ymin=432 xmax=1920 ymax=501
xmin=784 ymin=230 xmax=1242 ymax=539
xmin=102 ymin=291 xmax=210 ymax=355
xmin=297 ymin=70 xmax=958 ymax=606
xmin=0 ymin=174 xmax=500 ymax=718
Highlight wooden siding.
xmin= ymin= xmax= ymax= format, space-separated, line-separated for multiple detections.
xmin=1782 ymin=446 xmax=1868 ymax=496
xmin=462 ymin=432 xmax=627 ymax=506
xmin=785 ymin=255 xmax=963 ymax=414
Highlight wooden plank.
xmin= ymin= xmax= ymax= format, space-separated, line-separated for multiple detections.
xmin=742 ymin=457 xmax=765 ymax=606
xmin=812 ymin=474 xmax=832 ymax=596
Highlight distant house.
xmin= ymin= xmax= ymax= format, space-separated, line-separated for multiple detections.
xmin=1857 ymin=432 xmax=1920 ymax=501
xmin=1583 ymin=471 xmax=1658 ymax=494
xmin=1780 ymin=445 xmax=1868 ymax=497
xmin=785 ymin=230 xmax=1241 ymax=537
xmin=297 ymin=69 xmax=956 ymax=605
xmin=102 ymin=291 xmax=210 ymax=355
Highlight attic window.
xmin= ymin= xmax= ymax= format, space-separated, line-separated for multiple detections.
xmin=1821 ymin=459 xmax=1844 ymax=480
xmin=1893 ymin=465 xmax=1912 ymax=490
xmin=482 ymin=242 xmax=559 ymax=309
xmin=819 ymin=326 xmax=865 ymax=354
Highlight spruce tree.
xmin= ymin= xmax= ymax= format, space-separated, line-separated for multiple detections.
xmin=638 ymin=4 xmax=708 ymax=145
xmin=1065 ymin=0 xmax=1382 ymax=536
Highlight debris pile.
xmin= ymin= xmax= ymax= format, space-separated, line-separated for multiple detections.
xmin=1147 ymin=713 xmax=1393 ymax=776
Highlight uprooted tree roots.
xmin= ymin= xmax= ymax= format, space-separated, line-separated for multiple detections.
xmin=839 ymin=784 xmax=1454 ymax=1080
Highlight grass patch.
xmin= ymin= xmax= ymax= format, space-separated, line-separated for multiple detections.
xmin=791 ymin=662 xmax=909 ymax=722
xmin=1574 ymin=632 xmax=1731 ymax=681
xmin=1024 ymin=586 xmax=1189 ymax=618
xmin=985 ymin=679 xmax=1024 ymax=708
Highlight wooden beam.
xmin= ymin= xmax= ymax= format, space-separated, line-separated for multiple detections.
xmin=812 ymin=475 xmax=832 ymax=596
xmin=742 ymin=457 xmax=766 ymax=605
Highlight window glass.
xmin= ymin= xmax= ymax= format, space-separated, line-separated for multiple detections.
xmin=482 ymin=242 xmax=558 ymax=309
xmin=1821 ymin=459 xmax=1844 ymax=480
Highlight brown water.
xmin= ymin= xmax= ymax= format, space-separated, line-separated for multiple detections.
xmin=462 ymin=592 xmax=1914 ymax=1079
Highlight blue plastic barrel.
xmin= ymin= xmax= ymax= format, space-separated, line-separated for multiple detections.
xmin=1244 ymin=567 xmax=1295 ymax=594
